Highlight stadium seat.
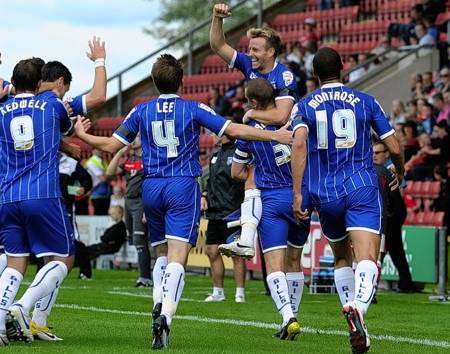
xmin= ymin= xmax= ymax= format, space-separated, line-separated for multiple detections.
xmin=201 ymin=55 xmax=230 ymax=74
xmin=431 ymin=212 xmax=445 ymax=227
xmin=183 ymin=72 xmax=244 ymax=94
xmin=93 ymin=117 xmax=124 ymax=137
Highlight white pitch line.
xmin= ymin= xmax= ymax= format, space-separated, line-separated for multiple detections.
xmin=54 ymin=303 xmax=450 ymax=349
xmin=108 ymin=291 xmax=205 ymax=303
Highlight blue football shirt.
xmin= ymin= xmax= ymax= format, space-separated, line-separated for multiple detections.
xmin=233 ymin=119 xmax=293 ymax=189
xmin=230 ymin=51 xmax=298 ymax=101
xmin=113 ymin=94 xmax=230 ymax=178
xmin=290 ymin=83 xmax=394 ymax=204
xmin=0 ymin=91 xmax=73 ymax=203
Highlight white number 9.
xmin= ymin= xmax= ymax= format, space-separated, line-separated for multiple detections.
xmin=10 ymin=115 xmax=34 ymax=151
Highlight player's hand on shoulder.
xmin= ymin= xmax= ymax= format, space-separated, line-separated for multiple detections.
xmin=74 ymin=116 xmax=92 ymax=136
xmin=86 ymin=36 xmax=106 ymax=61
xmin=273 ymin=123 xmax=293 ymax=145
xmin=213 ymin=3 xmax=231 ymax=18
xmin=200 ymin=195 xmax=208 ymax=211
xmin=242 ymin=109 xmax=253 ymax=124
xmin=64 ymin=101 xmax=74 ymax=116
xmin=0 ymin=84 xmax=8 ymax=100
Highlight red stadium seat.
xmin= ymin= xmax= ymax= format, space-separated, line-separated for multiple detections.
xmin=431 ymin=212 xmax=445 ymax=227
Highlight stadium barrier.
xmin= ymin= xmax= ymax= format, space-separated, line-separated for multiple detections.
xmin=75 ymin=216 xmax=448 ymax=297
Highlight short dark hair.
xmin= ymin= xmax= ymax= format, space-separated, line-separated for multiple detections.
xmin=412 ymin=4 xmax=423 ymax=14
xmin=245 ymin=78 xmax=274 ymax=109
xmin=151 ymin=54 xmax=183 ymax=94
xmin=312 ymin=47 xmax=343 ymax=82
xmin=436 ymin=120 xmax=448 ymax=131
xmin=433 ymin=93 xmax=444 ymax=101
xmin=41 ymin=61 xmax=72 ymax=85
xmin=31 ymin=57 xmax=45 ymax=78
xmin=11 ymin=59 xmax=41 ymax=92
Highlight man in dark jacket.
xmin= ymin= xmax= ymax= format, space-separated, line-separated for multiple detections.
xmin=373 ymin=141 xmax=415 ymax=293
xmin=87 ymin=206 xmax=127 ymax=259
xmin=201 ymin=135 xmax=246 ymax=302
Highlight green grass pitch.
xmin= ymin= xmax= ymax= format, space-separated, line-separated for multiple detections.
xmin=5 ymin=268 xmax=450 ymax=353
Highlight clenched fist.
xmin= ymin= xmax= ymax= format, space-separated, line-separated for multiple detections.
xmin=213 ymin=3 xmax=231 ymax=18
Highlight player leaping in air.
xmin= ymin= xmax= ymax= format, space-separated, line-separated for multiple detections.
xmin=72 ymin=54 xmax=292 ymax=350
xmin=290 ymin=47 xmax=404 ymax=353
xmin=231 ymin=78 xmax=310 ymax=340
xmin=210 ymin=3 xmax=298 ymax=258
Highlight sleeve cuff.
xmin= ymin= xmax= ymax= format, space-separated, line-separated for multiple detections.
xmin=82 ymin=94 xmax=88 ymax=114
xmin=217 ymin=119 xmax=232 ymax=137
xmin=232 ymin=156 xmax=251 ymax=164
xmin=380 ymin=129 xmax=395 ymax=140
xmin=228 ymin=50 xmax=237 ymax=69
xmin=112 ymin=132 xmax=131 ymax=146
xmin=275 ymin=95 xmax=296 ymax=102
xmin=293 ymin=123 xmax=309 ymax=134
xmin=234 ymin=149 xmax=249 ymax=158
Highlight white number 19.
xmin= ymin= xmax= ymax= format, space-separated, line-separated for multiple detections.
xmin=316 ymin=109 xmax=357 ymax=149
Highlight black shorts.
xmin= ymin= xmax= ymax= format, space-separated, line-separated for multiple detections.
xmin=206 ymin=219 xmax=239 ymax=245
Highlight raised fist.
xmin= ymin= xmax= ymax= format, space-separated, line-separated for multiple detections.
xmin=213 ymin=3 xmax=231 ymax=18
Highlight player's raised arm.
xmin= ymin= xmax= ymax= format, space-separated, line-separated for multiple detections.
xmin=244 ymin=98 xmax=294 ymax=125
xmin=210 ymin=3 xmax=235 ymax=64
xmin=84 ymin=36 xmax=107 ymax=110
xmin=74 ymin=116 xmax=124 ymax=154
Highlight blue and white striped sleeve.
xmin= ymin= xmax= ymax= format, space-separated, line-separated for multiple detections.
xmin=290 ymin=104 xmax=308 ymax=135
xmin=113 ymin=106 xmax=140 ymax=145
xmin=371 ymin=98 xmax=394 ymax=140
xmin=233 ymin=140 xmax=252 ymax=164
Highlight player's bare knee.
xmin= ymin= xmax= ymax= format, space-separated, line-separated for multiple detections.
xmin=329 ymin=237 xmax=352 ymax=268
xmin=206 ymin=245 xmax=220 ymax=260
xmin=6 ymin=256 xmax=29 ymax=275
xmin=52 ymin=255 xmax=74 ymax=272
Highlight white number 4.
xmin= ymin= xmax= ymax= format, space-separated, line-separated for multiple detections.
xmin=316 ymin=109 xmax=357 ymax=149
xmin=152 ymin=120 xmax=180 ymax=158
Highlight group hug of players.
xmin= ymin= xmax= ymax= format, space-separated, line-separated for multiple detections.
xmin=0 ymin=3 xmax=404 ymax=353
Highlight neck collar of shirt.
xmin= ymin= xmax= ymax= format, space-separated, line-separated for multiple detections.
xmin=15 ymin=93 xmax=35 ymax=98
xmin=159 ymin=94 xmax=179 ymax=99
xmin=321 ymin=83 xmax=344 ymax=89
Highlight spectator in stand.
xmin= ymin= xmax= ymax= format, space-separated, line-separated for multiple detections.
xmin=387 ymin=4 xmax=423 ymax=45
xmin=229 ymin=84 xmax=246 ymax=117
xmin=431 ymin=165 xmax=450 ymax=232
xmin=418 ymin=101 xmax=435 ymax=134
xmin=305 ymin=77 xmax=319 ymax=94
xmin=406 ymin=99 xmax=418 ymax=120
xmin=415 ymin=22 xmax=436 ymax=46
xmin=410 ymin=73 xmax=423 ymax=98
xmin=348 ymin=54 xmax=365 ymax=83
xmin=391 ymin=99 xmax=407 ymax=125
xmin=433 ymin=93 xmax=450 ymax=123
xmin=208 ymin=87 xmax=230 ymax=116
xmin=110 ymin=185 xmax=125 ymax=208
xmin=285 ymin=61 xmax=306 ymax=98
xmin=303 ymin=40 xmax=317 ymax=76
xmin=405 ymin=132 xmax=431 ymax=179
xmin=319 ymin=0 xmax=333 ymax=10
xmin=85 ymin=149 xmax=111 ymax=215
xmin=421 ymin=71 xmax=434 ymax=96
xmin=436 ymin=67 xmax=450 ymax=93
xmin=402 ymin=121 xmax=420 ymax=162
xmin=423 ymin=15 xmax=439 ymax=43
xmin=286 ymin=42 xmax=303 ymax=65
xmin=422 ymin=0 xmax=446 ymax=24
xmin=303 ymin=18 xmax=320 ymax=45
xmin=340 ymin=0 xmax=360 ymax=7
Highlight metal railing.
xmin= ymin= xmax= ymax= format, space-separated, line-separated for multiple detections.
xmin=87 ymin=0 xmax=268 ymax=116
